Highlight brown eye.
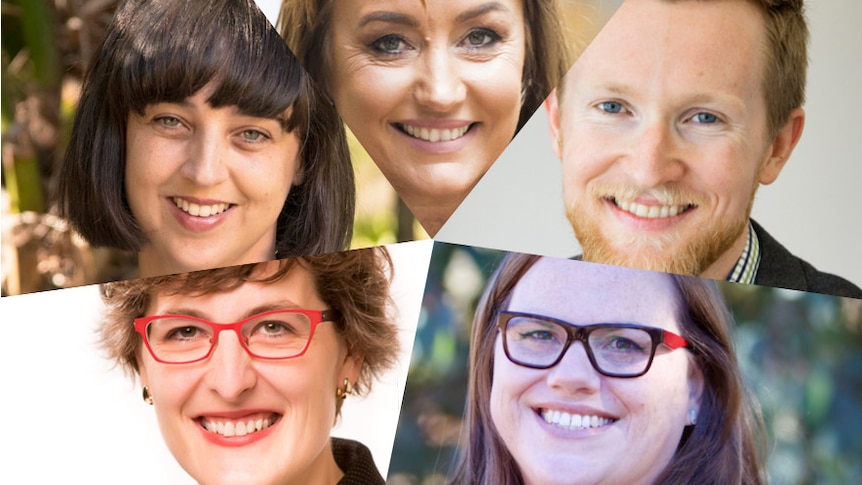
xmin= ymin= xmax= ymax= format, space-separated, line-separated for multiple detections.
xmin=156 ymin=116 xmax=182 ymax=128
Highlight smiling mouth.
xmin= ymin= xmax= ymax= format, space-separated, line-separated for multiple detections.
xmin=199 ymin=413 xmax=279 ymax=438
xmin=172 ymin=197 xmax=233 ymax=218
xmin=538 ymin=408 xmax=617 ymax=431
xmin=609 ymin=197 xmax=696 ymax=219
xmin=396 ymin=123 xmax=475 ymax=142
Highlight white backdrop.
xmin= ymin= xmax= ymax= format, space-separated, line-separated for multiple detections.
xmin=0 ymin=240 xmax=432 ymax=484
xmin=438 ymin=0 xmax=862 ymax=287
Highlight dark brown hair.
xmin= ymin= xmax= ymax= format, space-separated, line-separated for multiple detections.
xmin=278 ymin=0 xmax=571 ymax=133
xmin=451 ymin=254 xmax=765 ymax=485
xmin=58 ymin=0 xmax=354 ymax=258
xmin=100 ymin=246 xmax=399 ymax=415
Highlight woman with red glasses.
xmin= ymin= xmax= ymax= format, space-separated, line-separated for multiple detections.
xmin=451 ymin=254 xmax=765 ymax=485
xmin=99 ymin=247 xmax=399 ymax=485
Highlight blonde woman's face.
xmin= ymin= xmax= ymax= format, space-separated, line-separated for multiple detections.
xmin=137 ymin=263 xmax=360 ymax=484
xmin=490 ymin=259 xmax=703 ymax=485
xmin=328 ymin=0 xmax=525 ymax=205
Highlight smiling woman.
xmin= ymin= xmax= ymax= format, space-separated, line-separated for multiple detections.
xmin=57 ymin=0 xmax=354 ymax=278
xmin=453 ymin=254 xmax=766 ymax=485
xmin=99 ymin=246 xmax=402 ymax=485
xmin=279 ymin=0 xmax=570 ymax=236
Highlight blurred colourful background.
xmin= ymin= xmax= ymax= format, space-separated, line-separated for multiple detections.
xmin=389 ymin=243 xmax=862 ymax=485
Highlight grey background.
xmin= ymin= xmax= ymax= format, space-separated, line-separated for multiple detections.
xmin=438 ymin=0 xmax=862 ymax=288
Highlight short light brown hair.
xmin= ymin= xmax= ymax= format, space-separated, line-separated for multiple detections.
xmin=279 ymin=0 xmax=571 ymax=133
xmin=99 ymin=247 xmax=399 ymax=398
xmin=557 ymin=0 xmax=808 ymax=139
xmin=754 ymin=0 xmax=809 ymax=138
xmin=451 ymin=254 xmax=765 ymax=485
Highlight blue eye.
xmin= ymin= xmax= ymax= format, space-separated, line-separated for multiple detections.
xmin=371 ymin=34 xmax=411 ymax=54
xmin=462 ymin=28 xmax=500 ymax=48
xmin=692 ymin=112 xmax=718 ymax=124
xmin=598 ymin=101 xmax=625 ymax=114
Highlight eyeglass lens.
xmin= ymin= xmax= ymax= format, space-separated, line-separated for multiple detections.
xmin=502 ymin=315 xmax=656 ymax=376
xmin=145 ymin=311 xmax=314 ymax=363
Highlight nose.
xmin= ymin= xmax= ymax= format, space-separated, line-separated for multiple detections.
xmin=203 ymin=330 xmax=257 ymax=401
xmin=546 ymin=341 xmax=602 ymax=394
xmin=180 ymin=128 xmax=229 ymax=187
xmin=625 ymin=120 xmax=686 ymax=188
xmin=413 ymin=45 xmax=466 ymax=112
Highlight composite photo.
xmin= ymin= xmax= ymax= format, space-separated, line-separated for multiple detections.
xmin=2 ymin=1 xmax=860 ymax=484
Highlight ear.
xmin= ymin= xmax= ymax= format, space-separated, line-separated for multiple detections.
xmin=545 ymin=88 xmax=563 ymax=159
xmin=340 ymin=349 xmax=364 ymax=387
xmin=687 ymin=360 xmax=705 ymax=419
xmin=137 ymin=347 xmax=149 ymax=388
xmin=291 ymin=154 xmax=305 ymax=187
xmin=759 ymin=107 xmax=805 ymax=185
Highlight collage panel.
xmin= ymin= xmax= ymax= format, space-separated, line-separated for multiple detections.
xmin=438 ymin=0 xmax=862 ymax=297
xmin=2 ymin=1 xmax=861 ymax=485
xmin=391 ymin=242 xmax=862 ymax=484
xmin=0 ymin=240 xmax=432 ymax=484
xmin=1 ymin=0 xmax=418 ymax=296
xmin=277 ymin=0 xmax=622 ymax=236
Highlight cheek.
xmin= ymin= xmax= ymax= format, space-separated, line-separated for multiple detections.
xmin=333 ymin=58 xmax=412 ymax=120
xmin=489 ymin=345 xmax=531 ymax=436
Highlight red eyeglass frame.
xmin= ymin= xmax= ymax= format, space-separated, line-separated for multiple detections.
xmin=133 ymin=309 xmax=340 ymax=364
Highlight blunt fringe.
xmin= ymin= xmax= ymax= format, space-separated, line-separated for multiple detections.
xmin=58 ymin=0 xmax=354 ymax=257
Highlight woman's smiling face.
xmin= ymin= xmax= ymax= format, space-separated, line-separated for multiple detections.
xmin=328 ymin=0 xmax=525 ymax=231
xmin=489 ymin=259 xmax=703 ymax=485
xmin=125 ymin=82 xmax=302 ymax=277
xmin=137 ymin=262 xmax=361 ymax=485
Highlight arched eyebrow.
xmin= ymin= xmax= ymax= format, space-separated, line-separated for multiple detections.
xmin=358 ymin=1 xmax=511 ymax=29
xmin=358 ymin=11 xmax=420 ymax=28
xmin=455 ymin=1 xmax=511 ymax=23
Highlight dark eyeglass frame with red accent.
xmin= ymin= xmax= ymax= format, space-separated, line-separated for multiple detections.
xmin=134 ymin=309 xmax=341 ymax=364
xmin=497 ymin=311 xmax=689 ymax=378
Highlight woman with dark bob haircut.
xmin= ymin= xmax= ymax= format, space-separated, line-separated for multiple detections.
xmin=278 ymin=0 xmax=572 ymax=236
xmin=100 ymin=246 xmax=399 ymax=484
xmin=59 ymin=0 xmax=354 ymax=278
xmin=452 ymin=253 xmax=766 ymax=485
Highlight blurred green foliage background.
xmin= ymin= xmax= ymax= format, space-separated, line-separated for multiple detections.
xmin=388 ymin=243 xmax=862 ymax=485
xmin=1 ymin=0 xmax=420 ymax=295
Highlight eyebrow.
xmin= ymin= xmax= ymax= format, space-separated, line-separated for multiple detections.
xmin=357 ymin=1 xmax=510 ymax=29
xmin=155 ymin=300 xmax=305 ymax=323
xmin=455 ymin=2 xmax=511 ymax=23
xmin=358 ymin=11 xmax=420 ymax=28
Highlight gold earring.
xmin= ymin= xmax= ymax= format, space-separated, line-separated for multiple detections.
xmin=142 ymin=386 xmax=154 ymax=405
xmin=335 ymin=378 xmax=353 ymax=399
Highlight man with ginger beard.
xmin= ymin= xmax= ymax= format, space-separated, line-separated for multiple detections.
xmin=545 ymin=0 xmax=861 ymax=298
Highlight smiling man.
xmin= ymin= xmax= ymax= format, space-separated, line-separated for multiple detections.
xmin=546 ymin=0 xmax=861 ymax=298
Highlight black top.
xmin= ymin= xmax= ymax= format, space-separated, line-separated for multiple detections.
xmin=751 ymin=219 xmax=862 ymax=299
xmin=333 ymin=437 xmax=385 ymax=485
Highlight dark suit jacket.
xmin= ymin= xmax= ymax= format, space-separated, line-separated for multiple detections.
xmin=752 ymin=219 xmax=862 ymax=299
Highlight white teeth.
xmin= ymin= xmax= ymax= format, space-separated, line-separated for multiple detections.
xmin=541 ymin=409 xmax=615 ymax=431
xmin=173 ymin=197 xmax=229 ymax=217
xmin=401 ymin=123 xmax=470 ymax=142
xmin=614 ymin=199 xmax=689 ymax=219
xmin=201 ymin=416 xmax=275 ymax=437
